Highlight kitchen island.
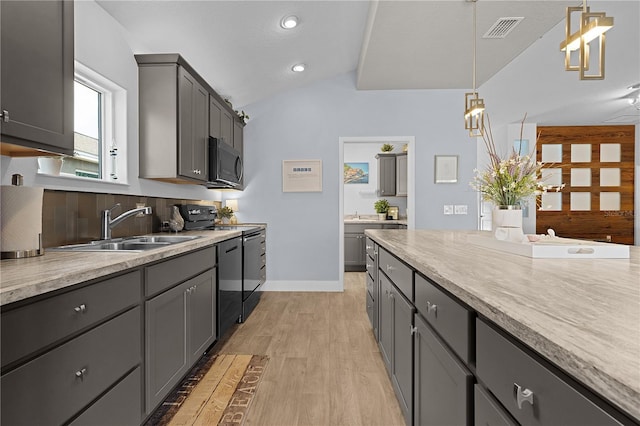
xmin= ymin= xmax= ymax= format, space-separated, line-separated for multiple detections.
xmin=365 ymin=229 xmax=639 ymax=424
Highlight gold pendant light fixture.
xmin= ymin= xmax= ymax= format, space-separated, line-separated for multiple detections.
xmin=560 ymin=0 xmax=613 ymax=80
xmin=465 ymin=0 xmax=485 ymax=137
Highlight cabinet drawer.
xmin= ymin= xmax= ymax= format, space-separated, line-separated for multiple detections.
xmin=366 ymin=272 xmax=375 ymax=299
xmin=146 ymin=246 xmax=215 ymax=297
xmin=476 ymin=318 xmax=623 ymax=426
xmin=366 ymin=291 xmax=374 ymax=329
xmin=415 ymin=274 xmax=472 ymax=364
xmin=70 ymin=367 xmax=142 ymax=426
xmin=1 ymin=270 xmax=141 ymax=368
xmin=1 ymin=307 xmax=141 ymax=426
xmin=474 ymin=384 xmax=517 ymax=426
xmin=365 ymin=237 xmax=376 ymax=258
xmin=379 ymin=247 xmax=413 ymax=300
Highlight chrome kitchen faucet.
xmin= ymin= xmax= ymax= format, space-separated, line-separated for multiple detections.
xmin=100 ymin=203 xmax=152 ymax=240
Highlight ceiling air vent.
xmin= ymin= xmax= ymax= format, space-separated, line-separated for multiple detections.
xmin=483 ymin=17 xmax=524 ymax=39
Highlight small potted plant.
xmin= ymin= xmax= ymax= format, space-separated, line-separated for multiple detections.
xmin=218 ymin=206 xmax=234 ymax=224
xmin=380 ymin=143 xmax=394 ymax=153
xmin=374 ymin=199 xmax=390 ymax=220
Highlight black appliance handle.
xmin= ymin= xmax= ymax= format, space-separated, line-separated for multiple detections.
xmin=225 ymin=245 xmax=239 ymax=253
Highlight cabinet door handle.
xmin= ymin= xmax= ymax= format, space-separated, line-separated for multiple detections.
xmin=410 ymin=325 xmax=417 ymax=335
xmin=73 ymin=304 xmax=86 ymax=313
xmin=1 ymin=110 xmax=9 ymax=123
xmin=514 ymin=383 xmax=534 ymax=409
xmin=75 ymin=367 xmax=87 ymax=380
xmin=366 ymin=245 xmax=373 ymax=250
xmin=427 ymin=301 xmax=437 ymax=315
xmin=386 ymin=265 xmax=395 ymax=273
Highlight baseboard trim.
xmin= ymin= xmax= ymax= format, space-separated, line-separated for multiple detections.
xmin=260 ymin=280 xmax=343 ymax=292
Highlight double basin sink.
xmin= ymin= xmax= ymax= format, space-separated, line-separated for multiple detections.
xmin=50 ymin=235 xmax=202 ymax=252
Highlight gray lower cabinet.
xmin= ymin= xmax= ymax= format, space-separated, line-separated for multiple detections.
xmin=474 ymin=384 xmax=517 ymax=426
xmin=0 ymin=270 xmax=142 ymax=425
xmin=0 ymin=0 xmax=74 ymax=156
xmin=379 ymin=271 xmax=414 ymax=425
xmin=366 ymin=238 xmax=379 ymax=339
xmin=345 ymin=232 xmax=366 ymax=271
xmin=476 ymin=318 xmax=624 ymax=426
xmin=145 ymin=266 xmax=216 ymax=414
xmin=1 ymin=307 xmax=141 ymax=425
xmin=414 ymin=313 xmax=472 ymax=426
xmin=70 ymin=367 xmax=142 ymax=426
xmin=391 ymin=284 xmax=414 ymax=425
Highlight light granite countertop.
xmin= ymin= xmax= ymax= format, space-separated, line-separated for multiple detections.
xmin=365 ymin=229 xmax=640 ymax=422
xmin=0 ymin=229 xmax=247 ymax=307
xmin=344 ymin=217 xmax=407 ymax=225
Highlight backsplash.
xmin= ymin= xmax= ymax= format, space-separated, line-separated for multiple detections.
xmin=43 ymin=190 xmax=220 ymax=248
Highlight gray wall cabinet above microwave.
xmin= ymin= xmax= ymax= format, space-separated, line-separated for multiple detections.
xmin=1 ymin=0 xmax=74 ymax=157
xmin=136 ymin=54 xmax=243 ymax=188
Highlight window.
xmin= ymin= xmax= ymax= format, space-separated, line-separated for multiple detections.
xmin=39 ymin=62 xmax=127 ymax=183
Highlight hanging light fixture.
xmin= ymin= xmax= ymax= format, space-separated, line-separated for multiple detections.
xmin=465 ymin=0 xmax=485 ymax=137
xmin=560 ymin=1 xmax=613 ymax=80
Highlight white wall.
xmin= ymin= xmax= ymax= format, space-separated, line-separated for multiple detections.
xmin=239 ymin=73 xmax=477 ymax=290
xmin=479 ymin=1 xmax=640 ymax=244
xmin=343 ymin=143 xmax=407 ymax=217
xmin=0 ymin=0 xmax=221 ymax=203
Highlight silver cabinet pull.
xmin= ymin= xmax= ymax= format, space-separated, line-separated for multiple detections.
xmin=386 ymin=265 xmax=395 ymax=273
xmin=1 ymin=110 xmax=9 ymax=122
xmin=427 ymin=301 xmax=437 ymax=315
xmin=514 ymin=383 xmax=534 ymax=409
xmin=410 ymin=325 xmax=417 ymax=335
xmin=73 ymin=304 xmax=86 ymax=313
xmin=75 ymin=367 xmax=87 ymax=380
xmin=366 ymin=245 xmax=373 ymax=250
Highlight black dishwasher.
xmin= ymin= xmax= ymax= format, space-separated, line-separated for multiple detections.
xmin=217 ymin=237 xmax=242 ymax=339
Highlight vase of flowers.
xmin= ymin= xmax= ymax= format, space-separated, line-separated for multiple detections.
xmin=471 ymin=115 xmax=560 ymax=241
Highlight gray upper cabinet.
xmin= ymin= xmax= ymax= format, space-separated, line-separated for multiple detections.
xmin=209 ymin=96 xmax=223 ymax=139
xmin=137 ymin=56 xmax=208 ymax=184
xmin=377 ymin=153 xmax=397 ymax=196
xmin=396 ymin=153 xmax=408 ymax=197
xmin=178 ymin=68 xmax=209 ymax=181
xmin=221 ymin=108 xmax=233 ymax=146
xmin=0 ymin=0 xmax=74 ymax=156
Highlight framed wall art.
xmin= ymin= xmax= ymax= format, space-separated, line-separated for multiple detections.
xmin=344 ymin=162 xmax=369 ymax=184
xmin=434 ymin=155 xmax=458 ymax=183
xmin=282 ymin=159 xmax=323 ymax=192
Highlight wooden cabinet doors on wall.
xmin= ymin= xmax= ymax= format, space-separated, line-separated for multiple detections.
xmin=536 ymin=125 xmax=635 ymax=244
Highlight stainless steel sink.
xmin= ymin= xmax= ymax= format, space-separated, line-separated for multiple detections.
xmin=49 ymin=235 xmax=202 ymax=252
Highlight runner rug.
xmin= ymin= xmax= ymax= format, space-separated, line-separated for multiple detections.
xmin=146 ymin=354 xmax=269 ymax=426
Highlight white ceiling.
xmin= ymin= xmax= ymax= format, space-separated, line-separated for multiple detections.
xmin=96 ymin=0 xmax=638 ymax=124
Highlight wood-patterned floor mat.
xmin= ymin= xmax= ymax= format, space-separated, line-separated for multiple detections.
xmin=146 ymin=354 xmax=269 ymax=426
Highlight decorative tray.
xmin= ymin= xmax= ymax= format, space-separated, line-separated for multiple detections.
xmin=468 ymin=234 xmax=630 ymax=259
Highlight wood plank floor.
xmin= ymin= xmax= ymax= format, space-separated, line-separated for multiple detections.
xmin=211 ymin=272 xmax=405 ymax=426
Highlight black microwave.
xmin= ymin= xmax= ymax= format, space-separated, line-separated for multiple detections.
xmin=208 ymin=137 xmax=243 ymax=187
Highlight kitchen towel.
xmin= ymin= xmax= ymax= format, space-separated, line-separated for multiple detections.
xmin=1 ymin=184 xmax=44 ymax=255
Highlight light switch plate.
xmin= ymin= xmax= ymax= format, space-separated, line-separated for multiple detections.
xmin=454 ymin=205 xmax=468 ymax=215
xmin=444 ymin=205 xmax=454 ymax=215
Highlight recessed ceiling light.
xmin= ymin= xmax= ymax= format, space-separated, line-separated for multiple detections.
xmin=292 ymin=63 xmax=305 ymax=73
xmin=280 ymin=15 xmax=298 ymax=29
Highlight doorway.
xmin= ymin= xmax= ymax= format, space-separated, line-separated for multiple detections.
xmin=338 ymin=136 xmax=415 ymax=286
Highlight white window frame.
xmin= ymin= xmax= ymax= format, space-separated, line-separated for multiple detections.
xmin=41 ymin=61 xmax=128 ymax=184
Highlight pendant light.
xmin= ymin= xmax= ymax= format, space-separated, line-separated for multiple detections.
xmin=560 ymin=0 xmax=613 ymax=80
xmin=464 ymin=0 xmax=485 ymax=137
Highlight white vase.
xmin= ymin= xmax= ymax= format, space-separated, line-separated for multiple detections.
xmin=492 ymin=206 xmax=524 ymax=242
xmin=492 ymin=205 xmax=523 ymax=228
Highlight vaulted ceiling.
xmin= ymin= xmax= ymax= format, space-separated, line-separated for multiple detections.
xmin=97 ymin=0 xmax=579 ymax=108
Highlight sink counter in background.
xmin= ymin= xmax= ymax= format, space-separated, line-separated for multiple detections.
xmin=365 ymin=229 xmax=640 ymax=422
xmin=0 ymin=229 xmax=246 ymax=306
xmin=344 ymin=216 xmax=407 ymax=226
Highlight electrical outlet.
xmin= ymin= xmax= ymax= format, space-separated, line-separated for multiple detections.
xmin=136 ymin=203 xmax=146 ymax=217
xmin=443 ymin=205 xmax=454 ymax=215
xmin=454 ymin=205 xmax=468 ymax=215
